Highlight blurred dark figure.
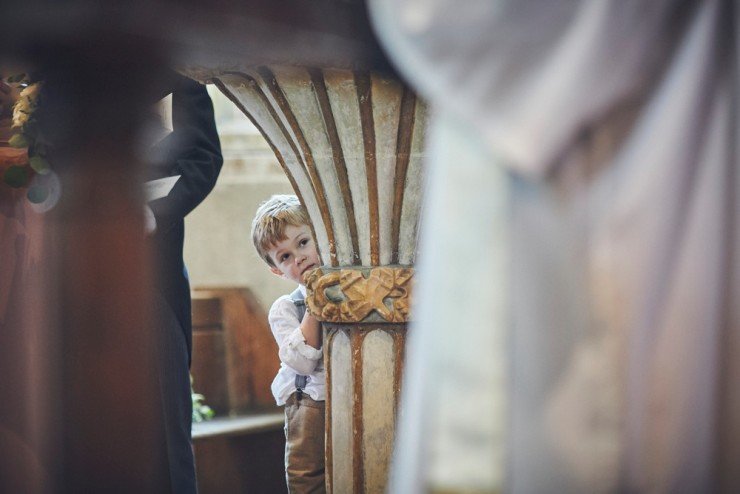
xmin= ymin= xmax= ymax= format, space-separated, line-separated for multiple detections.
xmin=147 ymin=72 xmax=223 ymax=493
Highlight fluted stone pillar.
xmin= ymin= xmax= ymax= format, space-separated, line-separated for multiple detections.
xmin=210 ymin=66 xmax=426 ymax=493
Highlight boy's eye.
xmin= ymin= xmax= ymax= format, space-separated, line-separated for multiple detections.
xmin=280 ymin=253 xmax=290 ymax=262
xmin=299 ymin=238 xmax=308 ymax=247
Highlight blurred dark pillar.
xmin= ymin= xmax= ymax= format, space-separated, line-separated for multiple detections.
xmin=0 ymin=190 xmax=53 ymax=492
xmin=0 ymin=56 xmax=172 ymax=491
xmin=30 ymin=43 xmax=170 ymax=492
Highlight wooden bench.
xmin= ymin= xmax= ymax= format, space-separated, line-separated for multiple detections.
xmin=191 ymin=287 xmax=286 ymax=493
xmin=191 ymin=287 xmax=279 ymax=414
xmin=192 ymin=412 xmax=286 ymax=493
xmin=193 ymin=413 xmax=284 ymax=440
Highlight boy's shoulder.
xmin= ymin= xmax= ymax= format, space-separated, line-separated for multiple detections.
xmin=268 ymin=290 xmax=302 ymax=323
xmin=275 ymin=285 xmax=304 ymax=304
xmin=269 ymin=293 xmax=294 ymax=312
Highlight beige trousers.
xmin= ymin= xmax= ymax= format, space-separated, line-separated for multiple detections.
xmin=284 ymin=394 xmax=326 ymax=493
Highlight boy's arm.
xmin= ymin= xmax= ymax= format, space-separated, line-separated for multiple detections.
xmin=269 ymin=296 xmax=322 ymax=376
xmin=300 ymin=312 xmax=321 ymax=349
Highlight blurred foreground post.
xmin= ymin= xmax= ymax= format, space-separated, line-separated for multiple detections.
xmin=42 ymin=55 xmax=170 ymax=492
xmin=0 ymin=41 xmax=171 ymax=492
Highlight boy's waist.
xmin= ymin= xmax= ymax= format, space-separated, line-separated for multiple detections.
xmin=272 ymin=367 xmax=326 ymax=392
xmin=272 ymin=372 xmax=326 ymax=405
xmin=284 ymin=393 xmax=325 ymax=408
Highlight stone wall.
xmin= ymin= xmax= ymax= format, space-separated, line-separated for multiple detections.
xmin=183 ymin=85 xmax=295 ymax=311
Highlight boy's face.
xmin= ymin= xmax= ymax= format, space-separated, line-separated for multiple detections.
xmin=267 ymin=224 xmax=320 ymax=285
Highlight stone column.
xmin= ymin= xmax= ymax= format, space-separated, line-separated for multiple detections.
xmin=210 ymin=67 xmax=426 ymax=493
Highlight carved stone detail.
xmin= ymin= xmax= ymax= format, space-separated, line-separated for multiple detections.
xmin=305 ymin=267 xmax=414 ymax=323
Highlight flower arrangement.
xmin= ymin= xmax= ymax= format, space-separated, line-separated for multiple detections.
xmin=1 ymin=73 xmax=52 ymax=203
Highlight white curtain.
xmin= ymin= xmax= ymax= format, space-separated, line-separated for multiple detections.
xmin=368 ymin=1 xmax=740 ymax=492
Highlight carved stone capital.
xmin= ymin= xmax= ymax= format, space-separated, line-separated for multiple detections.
xmin=304 ymin=267 xmax=414 ymax=323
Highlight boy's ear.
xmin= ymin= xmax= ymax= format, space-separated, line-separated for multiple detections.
xmin=269 ymin=266 xmax=285 ymax=278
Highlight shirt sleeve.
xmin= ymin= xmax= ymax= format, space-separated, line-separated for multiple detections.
xmin=268 ymin=296 xmax=323 ymax=376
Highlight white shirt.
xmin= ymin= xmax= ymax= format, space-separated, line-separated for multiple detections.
xmin=267 ymin=285 xmax=325 ymax=405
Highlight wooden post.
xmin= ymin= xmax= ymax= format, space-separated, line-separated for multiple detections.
xmin=0 ymin=48 xmax=173 ymax=492
xmin=45 ymin=60 xmax=170 ymax=491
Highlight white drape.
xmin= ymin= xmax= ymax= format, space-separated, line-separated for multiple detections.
xmin=369 ymin=1 xmax=740 ymax=492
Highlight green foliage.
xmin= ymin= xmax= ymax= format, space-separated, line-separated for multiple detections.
xmin=8 ymin=133 xmax=28 ymax=148
xmin=29 ymin=155 xmax=50 ymax=174
xmin=190 ymin=375 xmax=215 ymax=423
xmin=192 ymin=392 xmax=215 ymax=423
xmin=3 ymin=165 xmax=29 ymax=188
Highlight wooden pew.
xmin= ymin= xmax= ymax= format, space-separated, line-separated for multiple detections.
xmin=191 ymin=287 xmax=286 ymax=493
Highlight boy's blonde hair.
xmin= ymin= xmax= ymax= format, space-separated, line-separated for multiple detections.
xmin=251 ymin=194 xmax=311 ymax=267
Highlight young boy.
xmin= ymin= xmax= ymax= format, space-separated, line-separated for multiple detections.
xmin=251 ymin=194 xmax=325 ymax=493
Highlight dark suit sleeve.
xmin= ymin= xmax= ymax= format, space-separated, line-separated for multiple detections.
xmin=148 ymin=75 xmax=223 ymax=234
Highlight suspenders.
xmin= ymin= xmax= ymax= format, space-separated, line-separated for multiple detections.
xmin=289 ymin=288 xmax=308 ymax=401
xmin=289 ymin=287 xmax=306 ymax=319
